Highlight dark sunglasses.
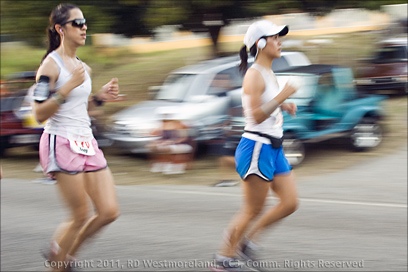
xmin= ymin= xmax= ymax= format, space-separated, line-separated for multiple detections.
xmin=62 ymin=18 xmax=87 ymax=28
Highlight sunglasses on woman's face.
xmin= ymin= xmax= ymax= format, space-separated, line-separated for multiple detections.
xmin=62 ymin=18 xmax=87 ymax=29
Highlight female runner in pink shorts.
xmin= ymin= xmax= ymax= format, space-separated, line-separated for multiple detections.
xmin=33 ymin=3 xmax=120 ymax=271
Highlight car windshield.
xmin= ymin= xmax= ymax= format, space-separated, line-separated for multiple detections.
xmin=273 ymin=57 xmax=290 ymax=71
xmin=373 ymin=46 xmax=407 ymax=63
xmin=155 ymin=73 xmax=196 ymax=102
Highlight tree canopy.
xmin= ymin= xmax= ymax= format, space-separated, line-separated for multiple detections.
xmin=1 ymin=0 xmax=406 ymax=48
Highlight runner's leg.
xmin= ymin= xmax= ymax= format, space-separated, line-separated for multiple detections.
xmin=219 ymin=175 xmax=269 ymax=257
xmin=68 ymin=168 xmax=119 ymax=257
xmin=51 ymin=172 xmax=89 ymax=271
xmin=245 ymin=172 xmax=298 ymax=242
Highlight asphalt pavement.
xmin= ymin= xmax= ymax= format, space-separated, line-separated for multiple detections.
xmin=1 ymin=144 xmax=407 ymax=272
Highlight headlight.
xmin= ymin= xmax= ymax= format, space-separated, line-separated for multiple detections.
xmin=394 ymin=75 xmax=408 ymax=83
xmin=107 ymin=119 xmax=160 ymax=138
xmin=105 ymin=116 xmax=116 ymax=131
xmin=130 ymin=125 xmax=155 ymax=138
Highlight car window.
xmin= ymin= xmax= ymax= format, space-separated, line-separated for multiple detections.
xmin=332 ymin=67 xmax=356 ymax=100
xmin=208 ymin=66 xmax=243 ymax=96
xmin=315 ymin=73 xmax=335 ymax=100
xmin=314 ymin=72 xmax=347 ymax=111
xmin=373 ymin=46 xmax=407 ymax=63
xmin=317 ymin=74 xmax=334 ymax=89
xmin=155 ymin=74 xmax=196 ymax=102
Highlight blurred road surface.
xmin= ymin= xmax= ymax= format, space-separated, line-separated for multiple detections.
xmin=1 ymin=144 xmax=407 ymax=272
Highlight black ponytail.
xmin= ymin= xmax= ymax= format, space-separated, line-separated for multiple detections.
xmin=41 ymin=28 xmax=61 ymax=63
xmin=239 ymin=44 xmax=260 ymax=74
xmin=239 ymin=45 xmax=248 ymax=74
xmin=249 ymin=45 xmax=257 ymax=57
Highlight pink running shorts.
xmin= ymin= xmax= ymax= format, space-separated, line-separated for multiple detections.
xmin=39 ymin=133 xmax=107 ymax=178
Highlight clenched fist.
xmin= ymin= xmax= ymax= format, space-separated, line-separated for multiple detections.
xmin=99 ymin=78 xmax=119 ymax=101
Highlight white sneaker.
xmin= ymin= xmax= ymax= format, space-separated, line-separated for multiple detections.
xmin=33 ymin=163 xmax=43 ymax=173
xmin=41 ymin=177 xmax=57 ymax=185
xmin=162 ymin=163 xmax=173 ymax=174
xmin=150 ymin=162 xmax=165 ymax=173
xmin=164 ymin=163 xmax=186 ymax=175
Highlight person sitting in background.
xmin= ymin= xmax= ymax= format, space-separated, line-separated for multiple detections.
xmin=209 ymin=73 xmax=233 ymax=97
xmin=213 ymin=106 xmax=243 ymax=187
xmin=148 ymin=107 xmax=194 ymax=175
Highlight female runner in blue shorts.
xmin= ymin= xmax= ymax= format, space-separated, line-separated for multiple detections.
xmin=33 ymin=3 xmax=120 ymax=271
xmin=213 ymin=20 xmax=299 ymax=271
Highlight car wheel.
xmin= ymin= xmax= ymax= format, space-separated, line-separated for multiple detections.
xmin=350 ymin=117 xmax=382 ymax=151
xmin=0 ymin=136 xmax=9 ymax=157
xmin=283 ymin=133 xmax=305 ymax=167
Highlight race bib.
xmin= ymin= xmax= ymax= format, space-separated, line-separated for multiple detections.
xmin=68 ymin=134 xmax=96 ymax=156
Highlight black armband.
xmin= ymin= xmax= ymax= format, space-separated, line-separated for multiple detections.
xmin=33 ymin=75 xmax=50 ymax=103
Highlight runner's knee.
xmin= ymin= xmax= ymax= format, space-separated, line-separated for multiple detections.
xmin=281 ymin=197 xmax=298 ymax=216
xmin=71 ymin=210 xmax=90 ymax=229
xmin=243 ymin=205 xmax=263 ymax=220
xmin=99 ymin=206 xmax=120 ymax=225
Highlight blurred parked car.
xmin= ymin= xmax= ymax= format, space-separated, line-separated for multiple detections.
xmin=104 ymin=52 xmax=311 ymax=154
xmin=272 ymin=51 xmax=311 ymax=71
xmin=230 ymin=65 xmax=386 ymax=166
xmin=0 ymin=70 xmax=124 ymax=156
xmin=355 ymin=36 xmax=407 ymax=95
xmin=105 ymin=55 xmax=244 ymax=154
xmin=0 ymin=71 xmax=43 ymax=156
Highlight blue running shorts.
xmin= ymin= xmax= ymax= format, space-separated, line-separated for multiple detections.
xmin=235 ymin=137 xmax=292 ymax=181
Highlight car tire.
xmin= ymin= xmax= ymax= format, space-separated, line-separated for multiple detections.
xmin=0 ymin=136 xmax=9 ymax=157
xmin=350 ymin=117 xmax=382 ymax=151
xmin=283 ymin=133 xmax=305 ymax=167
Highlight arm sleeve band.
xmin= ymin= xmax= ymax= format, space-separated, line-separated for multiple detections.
xmin=260 ymin=99 xmax=279 ymax=116
xmin=33 ymin=75 xmax=50 ymax=103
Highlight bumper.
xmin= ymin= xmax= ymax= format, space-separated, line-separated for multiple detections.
xmin=8 ymin=133 xmax=41 ymax=145
xmin=103 ymin=133 xmax=160 ymax=154
xmin=356 ymin=81 xmax=407 ymax=93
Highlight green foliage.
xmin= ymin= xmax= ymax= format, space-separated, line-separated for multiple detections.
xmin=0 ymin=43 xmax=44 ymax=76
xmin=144 ymin=1 xmax=187 ymax=29
xmin=0 ymin=0 xmax=115 ymax=46
xmin=0 ymin=43 xmax=128 ymax=78
xmin=1 ymin=0 xmax=405 ymax=45
xmin=74 ymin=5 xmax=114 ymax=34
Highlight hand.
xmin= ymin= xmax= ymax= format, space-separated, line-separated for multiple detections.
xmin=69 ymin=65 xmax=86 ymax=90
xmin=287 ymin=76 xmax=301 ymax=90
xmin=282 ymin=82 xmax=298 ymax=98
xmin=99 ymin=78 xmax=119 ymax=101
xmin=282 ymin=102 xmax=297 ymax=116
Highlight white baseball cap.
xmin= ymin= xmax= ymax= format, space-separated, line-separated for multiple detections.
xmin=243 ymin=20 xmax=289 ymax=48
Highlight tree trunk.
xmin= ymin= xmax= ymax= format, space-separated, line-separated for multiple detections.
xmin=203 ymin=13 xmax=224 ymax=57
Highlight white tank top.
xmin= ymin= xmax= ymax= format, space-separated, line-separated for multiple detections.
xmin=242 ymin=63 xmax=283 ymax=141
xmin=44 ymin=51 xmax=93 ymax=138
